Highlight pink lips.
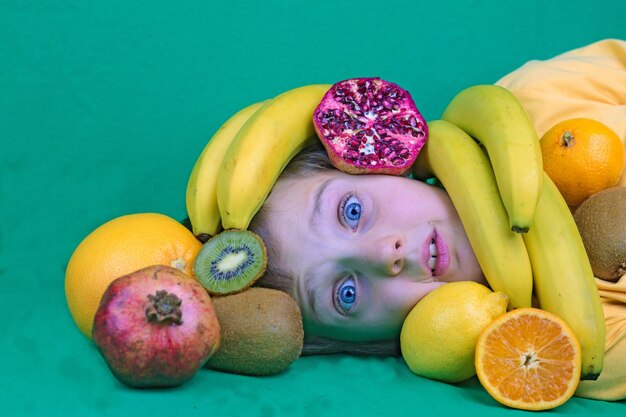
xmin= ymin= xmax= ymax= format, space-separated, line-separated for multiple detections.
xmin=433 ymin=231 xmax=449 ymax=276
xmin=422 ymin=230 xmax=450 ymax=277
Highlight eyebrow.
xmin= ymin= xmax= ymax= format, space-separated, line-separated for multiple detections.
xmin=309 ymin=177 xmax=335 ymax=229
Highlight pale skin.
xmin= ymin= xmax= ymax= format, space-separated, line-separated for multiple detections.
xmin=263 ymin=170 xmax=486 ymax=343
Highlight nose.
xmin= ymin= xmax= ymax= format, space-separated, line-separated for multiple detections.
xmin=364 ymin=234 xmax=406 ymax=276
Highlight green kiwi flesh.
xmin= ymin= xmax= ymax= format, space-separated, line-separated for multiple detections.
xmin=573 ymin=187 xmax=626 ymax=281
xmin=205 ymin=287 xmax=304 ymax=376
xmin=193 ymin=230 xmax=267 ymax=294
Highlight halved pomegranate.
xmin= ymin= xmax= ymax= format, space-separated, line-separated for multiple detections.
xmin=313 ymin=77 xmax=427 ymax=175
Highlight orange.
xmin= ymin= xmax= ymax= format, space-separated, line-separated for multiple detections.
xmin=475 ymin=308 xmax=581 ymax=411
xmin=540 ymin=118 xmax=625 ymax=208
xmin=65 ymin=213 xmax=202 ymax=339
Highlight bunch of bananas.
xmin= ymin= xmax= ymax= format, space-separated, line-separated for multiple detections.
xmin=186 ymin=84 xmax=331 ymax=238
xmin=186 ymin=83 xmax=605 ymax=380
xmin=413 ymin=85 xmax=605 ymax=380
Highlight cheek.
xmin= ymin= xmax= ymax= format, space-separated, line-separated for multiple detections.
xmin=384 ymin=184 xmax=454 ymax=221
xmin=372 ymin=280 xmax=447 ymax=321
xmin=356 ymin=281 xmax=446 ymax=340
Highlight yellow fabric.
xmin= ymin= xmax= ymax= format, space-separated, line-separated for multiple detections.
xmin=575 ymin=277 xmax=626 ymax=401
xmin=496 ymin=39 xmax=626 ymax=401
xmin=496 ymin=38 xmax=626 ymax=187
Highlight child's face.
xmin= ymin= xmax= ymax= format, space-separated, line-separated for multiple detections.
xmin=264 ymin=170 xmax=484 ymax=342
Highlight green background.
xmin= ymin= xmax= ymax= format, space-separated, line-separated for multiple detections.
xmin=1 ymin=0 xmax=625 ymax=415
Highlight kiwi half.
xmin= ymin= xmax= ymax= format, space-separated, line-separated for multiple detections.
xmin=194 ymin=230 xmax=267 ymax=294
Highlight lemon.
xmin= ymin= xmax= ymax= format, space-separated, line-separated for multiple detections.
xmin=400 ymin=281 xmax=508 ymax=383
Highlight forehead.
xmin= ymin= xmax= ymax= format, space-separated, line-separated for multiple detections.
xmin=276 ymin=169 xmax=342 ymax=196
xmin=264 ymin=169 xmax=336 ymax=236
xmin=261 ymin=170 xmax=344 ymax=276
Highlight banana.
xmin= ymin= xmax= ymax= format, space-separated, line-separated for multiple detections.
xmin=413 ymin=120 xmax=533 ymax=309
xmin=522 ymin=172 xmax=606 ymax=380
xmin=217 ymin=84 xmax=331 ymax=230
xmin=186 ymin=100 xmax=267 ymax=239
xmin=441 ymin=85 xmax=543 ymax=233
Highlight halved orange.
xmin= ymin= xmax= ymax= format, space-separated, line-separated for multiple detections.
xmin=475 ymin=308 xmax=581 ymax=411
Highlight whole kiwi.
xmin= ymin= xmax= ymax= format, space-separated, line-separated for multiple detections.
xmin=205 ymin=287 xmax=304 ymax=376
xmin=573 ymin=187 xmax=626 ymax=281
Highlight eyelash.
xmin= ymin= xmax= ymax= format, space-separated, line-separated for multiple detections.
xmin=338 ymin=192 xmax=361 ymax=230
xmin=335 ymin=275 xmax=358 ymax=315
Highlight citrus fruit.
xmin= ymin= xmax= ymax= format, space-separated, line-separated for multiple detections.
xmin=65 ymin=213 xmax=203 ymax=339
xmin=475 ymin=308 xmax=582 ymax=411
xmin=400 ymin=281 xmax=509 ymax=383
xmin=540 ymin=118 xmax=625 ymax=208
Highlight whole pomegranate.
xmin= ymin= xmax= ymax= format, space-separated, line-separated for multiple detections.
xmin=92 ymin=265 xmax=220 ymax=388
xmin=313 ymin=77 xmax=427 ymax=175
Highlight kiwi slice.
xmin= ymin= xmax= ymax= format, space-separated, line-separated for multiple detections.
xmin=194 ymin=230 xmax=267 ymax=294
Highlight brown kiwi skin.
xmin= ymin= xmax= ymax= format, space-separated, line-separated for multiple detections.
xmin=573 ymin=187 xmax=626 ymax=281
xmin=205 ymin=287 xmax=304 ymax=376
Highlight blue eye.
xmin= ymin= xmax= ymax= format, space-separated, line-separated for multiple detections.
xmin=336 ymin=277 xmax=357 ymax=313
xmin=341 ymin=194 xmax=361 ymax=228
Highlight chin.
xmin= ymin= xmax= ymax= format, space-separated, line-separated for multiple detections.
xmin=442 ymin=259 xmax=483 ymax=284
xmin=457 ymin=260 xmax=484 ymax=284
xmin=461 ymin=263 xmax=486 ymax=285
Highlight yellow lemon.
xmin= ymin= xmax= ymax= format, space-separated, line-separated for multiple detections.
xmin=400 ymin=281 xmax=508 ymax=383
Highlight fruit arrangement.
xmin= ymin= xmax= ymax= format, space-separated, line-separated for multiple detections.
xmin=66 ymin=213 xmax=304 ymax=386
xmin=65 ymin=76 xmax=623 ymax=409
xmin=402 ymin=89 xmax=623 ymax=410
